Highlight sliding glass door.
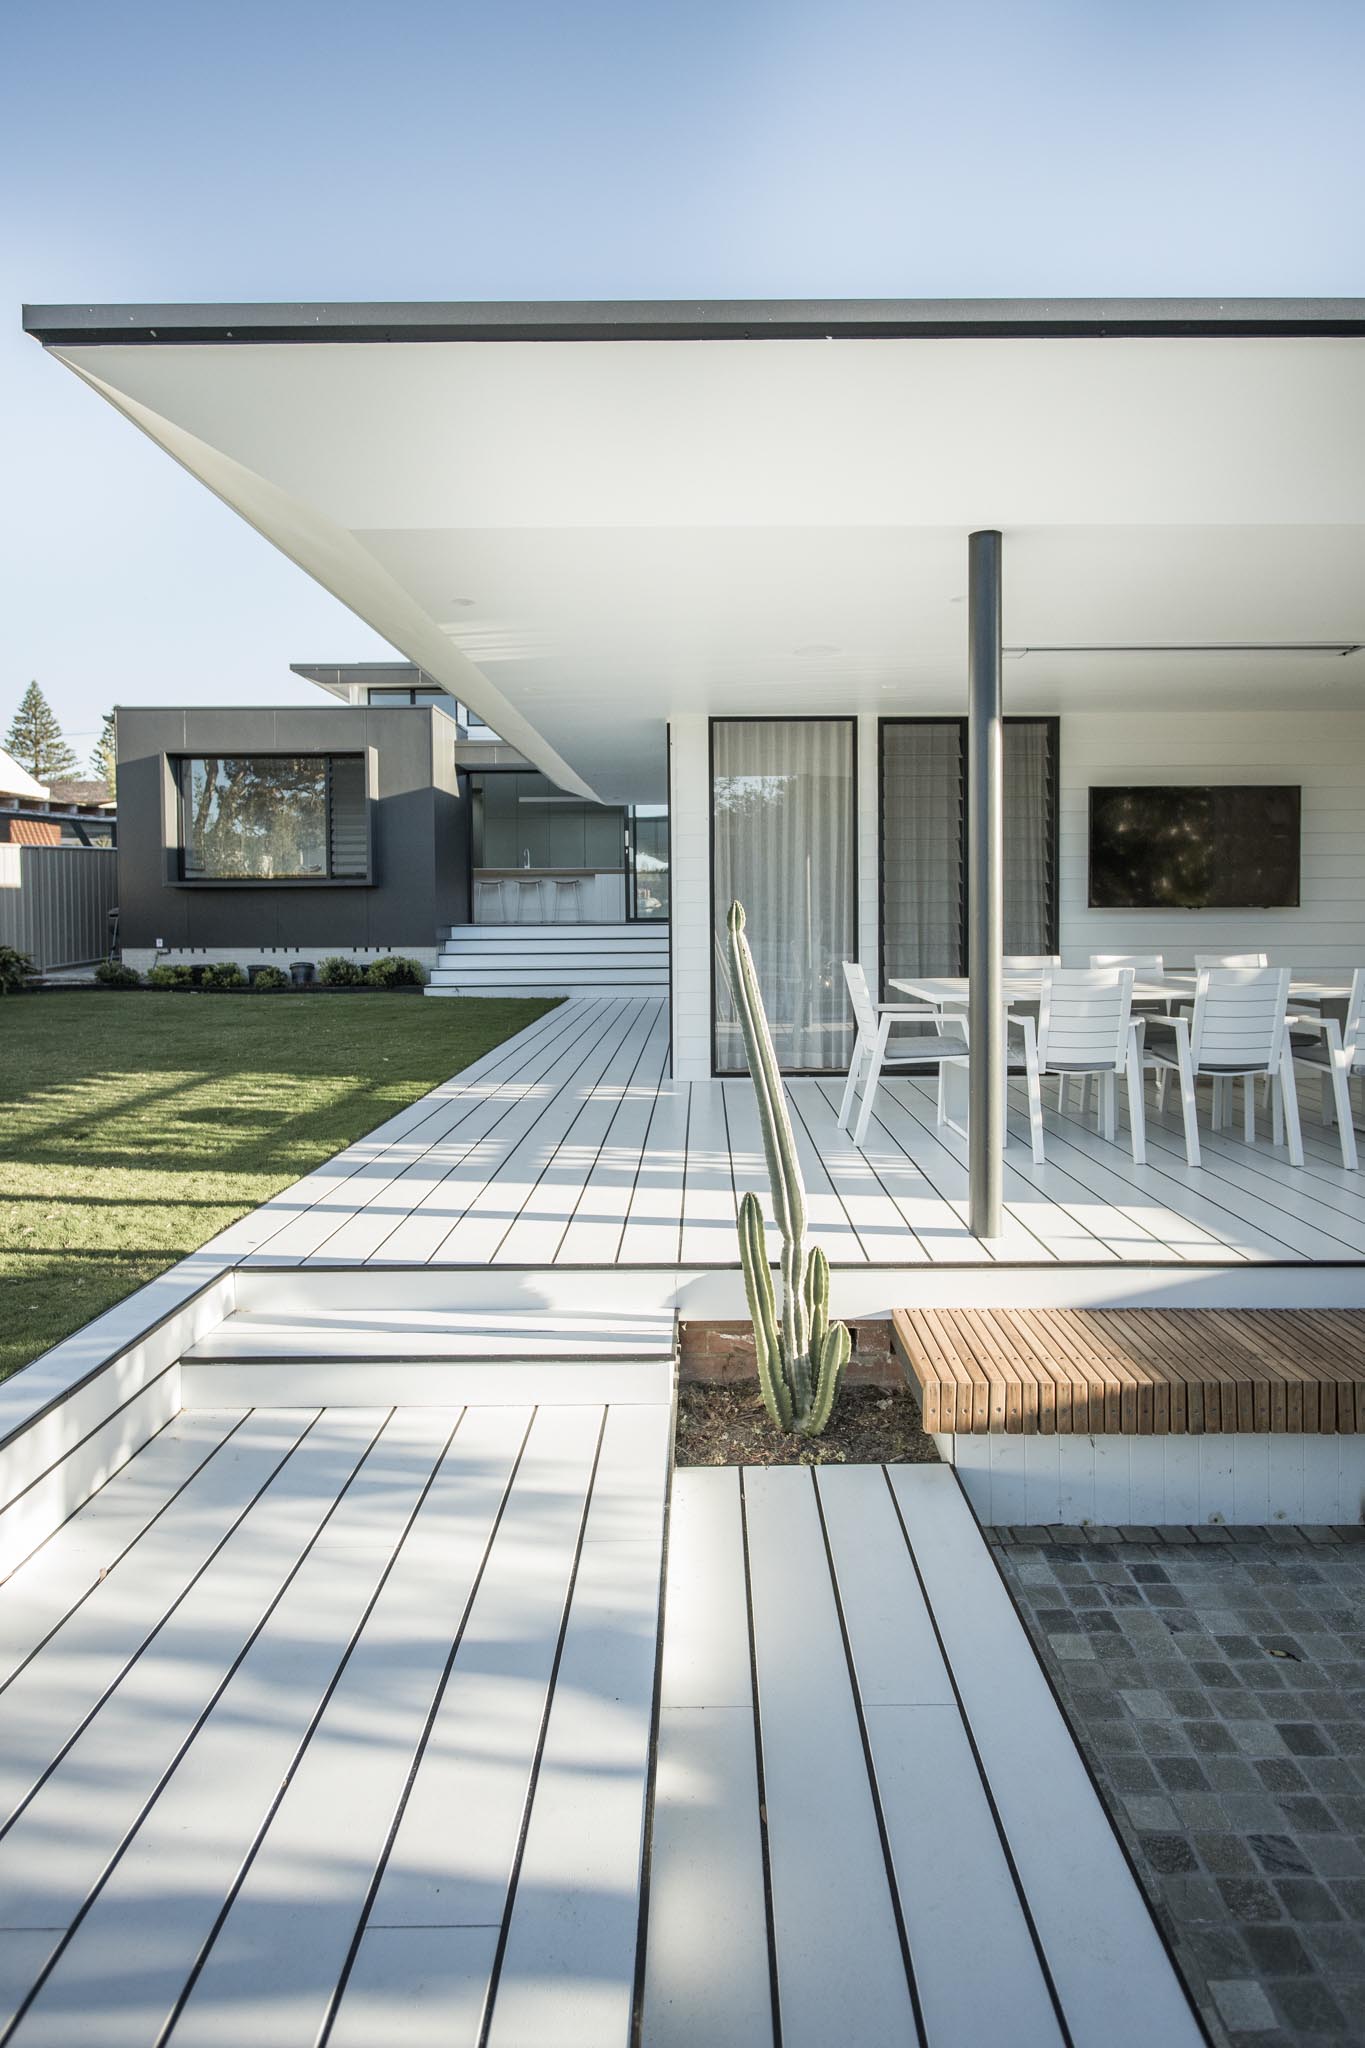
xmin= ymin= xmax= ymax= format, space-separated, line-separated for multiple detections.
xmin=880 ymin=718 xmax=1058 ymax=993
xmin=712 ymin=718 xmax=856 ymax=1073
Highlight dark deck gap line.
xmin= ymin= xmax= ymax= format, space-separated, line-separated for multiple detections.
xmin=368 ymin=998 xmax=635 ymax=1266
xmin=245 ymin=996 xmax=587 ymax=1256
xmin=281 ymin=996 xmax=614 ymax=1265
xmin=0 ymin=1408 xmax=332 ymax=1845
xmin=610 ymin=1028 xmax=676 ymax=1269
xmin=354 ymin=998 xmax=623 ymax=1265
xmin=784 ymin=1083 xmax=918 ymax=1265
xmin=154 ymin=1408 xmax=470 ymax=2048
xmin=481 ymin=998 xmax=659 ymax=1265
xmin=476 ymin=1408 xmax=611 ymax=2048
xmin=737 ymin=1468 xmax=783 ymax=2048
xmin=0 ymin=1411 xmax=254 ymax=1697
xmin=548 ymin=1002 xmax=672 ymax=1268
xmin=315 ymin=1406 xmax=539 ymax=2047
xmin=794 ymin=1080 xmax=936 ymax=1262
xmin=628 ymin=1369 xmax=681 ymax=2048
xmin=878 ymin=1467 xmax=1076 ymax=2048
xmin=0 ymin=1407 xmax=395 ymax=2047
xmin=808 ymin=1470 xmax=928 ymax=2048
xmin=0 ymin=1357 xmax=182 ymax=1525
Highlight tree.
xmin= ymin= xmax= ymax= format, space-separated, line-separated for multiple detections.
xmin=5 ymin=682 xmax=78 ymax=784
xmin=90 ymin=710 xmax=117 ymax=797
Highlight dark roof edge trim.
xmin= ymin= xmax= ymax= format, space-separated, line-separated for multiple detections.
xmin=22 ymin=296 xmax=1365 ymax=346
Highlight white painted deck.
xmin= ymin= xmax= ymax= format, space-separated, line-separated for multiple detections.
xmin=0 ymin=1399 xmax=670 ymax=2047
xmin=222 ymin=996 xmax=1365 ymax=1278
xmin=642 ymin=1463 xmax=1203 ymax=2048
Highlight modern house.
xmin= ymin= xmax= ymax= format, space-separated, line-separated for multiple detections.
xmin=114 ymin=664 xmax=670 ymax=991
xmin=23 ymin=295 xmax=1365 ymax=1217
xmin=9 ymin=299 xmax=1365 ymax=2048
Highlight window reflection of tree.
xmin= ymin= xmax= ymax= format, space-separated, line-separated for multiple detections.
xmin=188 ymin=758 xmax=328 ymax=878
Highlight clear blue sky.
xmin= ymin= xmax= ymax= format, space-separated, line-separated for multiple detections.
xmin=2 ymin=0 xmax=1362 ymax=762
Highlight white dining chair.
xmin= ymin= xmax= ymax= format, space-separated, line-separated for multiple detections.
xmin=1143 ymin=967 xmax=1302 ymax=1169
xmin=1190 ymin=955 xmax=1270 ymax=1122
xmin=1077 ymin=954 xmax=1168 ymax=1118
xmin=1012 ymin=968 xmax=1146 ymax=1165
xmin=1003 ymin=954 xmax=1061 ymax=971
xmin=1288 ymin=968 xmax=1363 ymax=1171
xmin=837 ymin=962 xmax=968 ymax=1148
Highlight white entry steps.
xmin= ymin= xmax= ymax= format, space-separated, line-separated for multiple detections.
xmin=426 ymin=921 xmax=669 ymax=997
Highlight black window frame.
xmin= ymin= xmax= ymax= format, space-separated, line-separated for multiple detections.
xmin=171 ymin=750 xmax=375 ymax=887
xmin=708 ymin=713 xmax=859 ymax=1078
xmin=877 ymin=715 xmax=1060 ymax=994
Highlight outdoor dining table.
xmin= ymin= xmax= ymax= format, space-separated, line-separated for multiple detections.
xmin=890 ymin=971 xmax=1351 ymax=1009
xmin=887 ymin=971 xmax=1354 ymax=1148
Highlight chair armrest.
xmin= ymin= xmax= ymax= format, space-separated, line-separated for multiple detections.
xmin=874 ymin=1003 xmax=938 ymax=1018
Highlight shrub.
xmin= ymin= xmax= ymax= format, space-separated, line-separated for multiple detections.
xmin=365 ymin=955 xmax=424 ymax=989
xmin=0 ymin=947 xmax=34 ymax=995
xmin=202 ymin=961 xmax=246 ymax=991
xmin=94 ymin=959 xmax=141 ymax=988
xmin=250 ymin=965 xmax=290 ymax=992
xmin=318 ymin=955 xmax=365 ymax=986
xmin=146 ymin=962 xmax=196 ymax=990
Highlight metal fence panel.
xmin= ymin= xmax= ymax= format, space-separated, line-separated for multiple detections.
xmin=0 ymin=846 xmax=118 ymax=970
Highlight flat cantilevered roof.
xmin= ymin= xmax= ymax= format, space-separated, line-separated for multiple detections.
xmin=24 ymin=298 xmax=1365 ymax=801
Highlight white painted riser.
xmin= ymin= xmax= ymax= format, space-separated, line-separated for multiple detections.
xmin=185 ymin=1306 xmax=677 ymax=1360
xmin=941 ymin=1430 xmax=1365 ymax=1526
xmin=181 ymin=1359 xmax=676 ymax=1406
xmin=229 ymin=1261 xmax=1365 ymax=1319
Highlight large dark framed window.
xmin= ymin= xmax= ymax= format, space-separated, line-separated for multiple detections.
xmin=711 ymin=717 xmax=857 ymax=1075
xmin=176 ymin=754 xmax=371 ymax=883
xmin=879 ymin=718 xmax=1059 ymax=993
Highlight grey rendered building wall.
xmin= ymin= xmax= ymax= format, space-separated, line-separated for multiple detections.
xmin=115 ymin=705 xmax=470 ymax=962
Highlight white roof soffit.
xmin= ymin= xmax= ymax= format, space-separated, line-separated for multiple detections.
xmin=29 ymin=302 xmax=1365 ymax=803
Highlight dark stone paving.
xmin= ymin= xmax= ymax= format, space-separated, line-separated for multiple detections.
xmin=993 ymin=1527 xmax=1365 ymax=2048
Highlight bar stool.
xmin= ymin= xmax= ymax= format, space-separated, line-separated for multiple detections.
xmin=551 ymin=876 xmax=584 ymax=923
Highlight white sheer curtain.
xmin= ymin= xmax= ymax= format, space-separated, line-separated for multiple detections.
xmin=712 ymin=720 xmax=856 ymax=1073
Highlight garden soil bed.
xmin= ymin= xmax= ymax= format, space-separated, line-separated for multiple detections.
xmin=674 ymin=1381 xmax=940 ymax=1467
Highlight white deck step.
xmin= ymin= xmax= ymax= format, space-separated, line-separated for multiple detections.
xmin=180 ymin=1307 xmax=678 ymax=1405
xmin=185 ymin=1307 xmax=677 ymax=1360
xmin=429 ymin=926 xmax=670 ymax=998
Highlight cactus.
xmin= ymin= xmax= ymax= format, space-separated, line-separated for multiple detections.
xmin=727 ymin=900 xmax=850 ymax=1437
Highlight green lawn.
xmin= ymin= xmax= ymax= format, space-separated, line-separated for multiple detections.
xmin=0 ymin=991 xmax=556 ymax=1383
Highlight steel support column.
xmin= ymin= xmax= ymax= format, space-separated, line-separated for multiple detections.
xmin=967 ymin=529 xmax=1004 ymax=1239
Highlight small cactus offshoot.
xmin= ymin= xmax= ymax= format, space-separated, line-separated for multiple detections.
xmin=727 ymin=900 xmax=850 ymax=1437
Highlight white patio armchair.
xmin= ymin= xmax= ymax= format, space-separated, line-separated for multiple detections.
xmin=837 ymin=962 xmax=968 ymax=1149
xmin=1011 ymin=967 xmax=1146 ymax=1166
xmin=1077 ymin=953 xmax=1168 ymax=1119
xmin=1143 ymin=967 xmax=1302 ymax=1169
xmin=1287 ymin=967 xmax=1363 ymax=1171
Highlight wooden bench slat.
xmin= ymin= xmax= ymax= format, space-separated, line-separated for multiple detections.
xmin=892 ymin=1308 xmax=1365 ymax=1437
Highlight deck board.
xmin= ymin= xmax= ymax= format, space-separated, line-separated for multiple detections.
xmin=0 ymin=1394 xmax=671 ymax=2048
xmin=220 ymin=998 xmax=1365 ymax=1273
xmin=643 ymin=1464 xmax=1204 ymax=2048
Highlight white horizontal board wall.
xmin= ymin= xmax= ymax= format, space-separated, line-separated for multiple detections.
xmin=1059 ymin=710 xmax=1365 ymax=969
xmin=939 ymin=1429 xmax=1365 ymax=1526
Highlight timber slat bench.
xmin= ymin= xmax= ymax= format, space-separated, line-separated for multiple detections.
xmin=892 ymin=1307 xmax=1365 ymax=1526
